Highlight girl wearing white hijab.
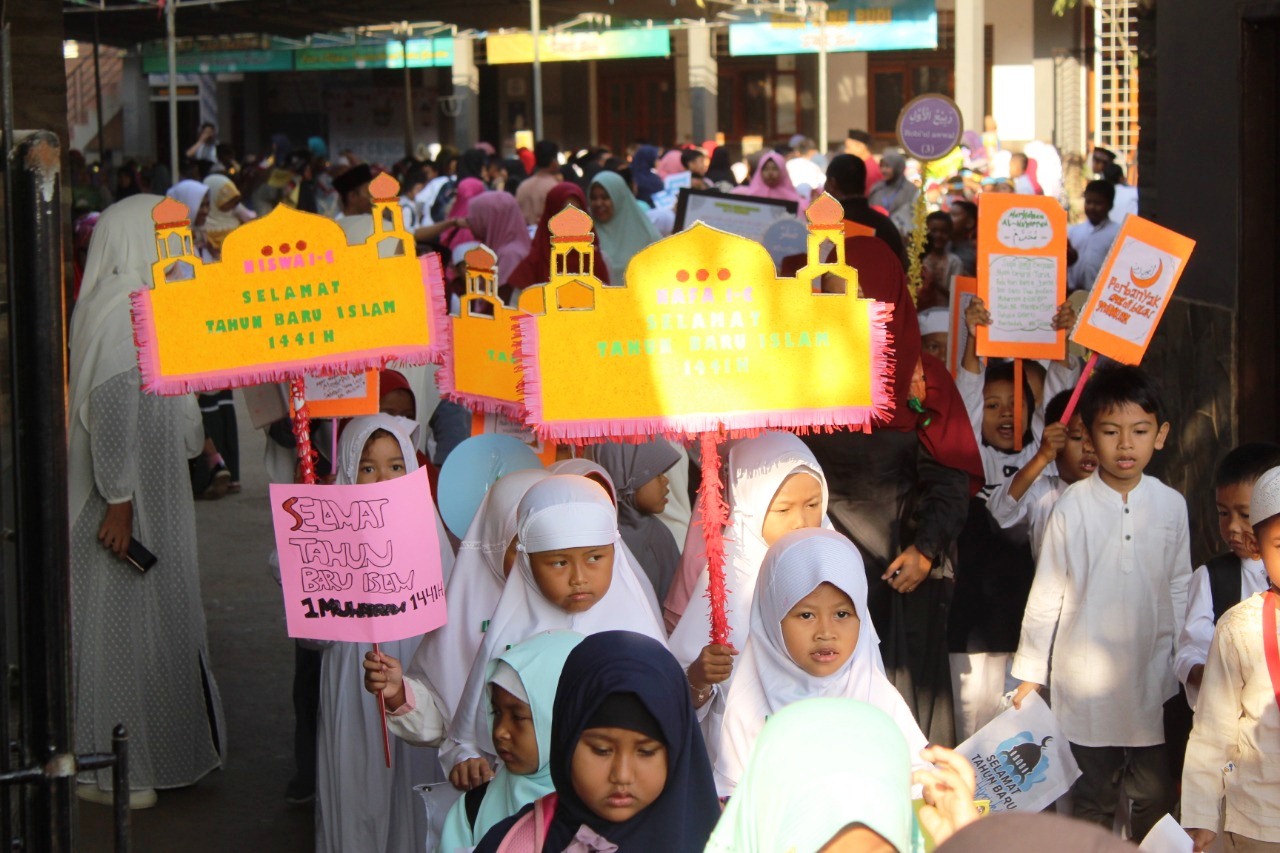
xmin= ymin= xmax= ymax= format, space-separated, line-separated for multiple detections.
xmin=315 ymin=414 xmax=456 ymax=853
xmin=441 ymin=474 xmax=668 ymax=787
xmin=714 ymin=528 xmax=928 ymax=796
xmin=547 ymin=456 xmax=616 ymax=500
xmin=394 ymin=467 xmax=550 ymax=738
xmin=668 ymin=432 xmax=831 ymax=670
xmin=546 ymin=456 xmax=666 ymax=623
xmin=69 ymin=195 xmax=222 ymax=807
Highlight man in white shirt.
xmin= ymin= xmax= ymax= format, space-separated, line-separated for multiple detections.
xmin=1066 ymin=180 xmax=1121 ymax=292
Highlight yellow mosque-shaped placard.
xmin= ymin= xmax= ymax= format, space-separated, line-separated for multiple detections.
xmin=131 ymin=173 xmax=448 ymax=395
xmin=514 ymin=194 xmax=893 ymax=441
xmin=438 ymin=244 xmax=526 ymax=419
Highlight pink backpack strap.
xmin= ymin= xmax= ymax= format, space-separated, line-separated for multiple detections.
xmin=495 ymin=793 xmax=557 ymax=853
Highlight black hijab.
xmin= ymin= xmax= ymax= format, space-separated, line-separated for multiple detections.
xmin=705 ymin=147 xmax=736 ymax=186
xmin=547 ymin=631 xmax=720 ymax=853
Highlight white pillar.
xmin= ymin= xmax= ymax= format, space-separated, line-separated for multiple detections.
xmin=451 ymin=34 xmax=480 ymax=149
xmin=953 ymin=0 xmax=985 ymax=133
xmin=531 ymin=0 xmax=543 ymax=139
xmin=166 ymin=0 xmax=179 ymax=179
xmin=686 ymin=22 xmax=717 ymax=144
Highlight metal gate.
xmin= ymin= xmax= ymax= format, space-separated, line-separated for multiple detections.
xmin=0 ymin=24 xmax=129 ymax=852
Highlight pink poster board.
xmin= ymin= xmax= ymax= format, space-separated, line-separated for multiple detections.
xmin=269 ymin=466 xmax=446 ymax=643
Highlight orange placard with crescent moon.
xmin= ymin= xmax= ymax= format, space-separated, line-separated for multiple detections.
xmin=1070 ymin=216 xmax=1196 ymax=365
xmin=514 ymin=194 xmax=893 ymax=442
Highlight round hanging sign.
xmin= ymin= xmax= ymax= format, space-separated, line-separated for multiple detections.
xmin=896 ymin=94 xmax=964 ymax=162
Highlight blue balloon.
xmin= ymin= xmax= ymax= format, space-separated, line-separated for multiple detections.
xmin=438 ymin=434 xmax=543 ymax=539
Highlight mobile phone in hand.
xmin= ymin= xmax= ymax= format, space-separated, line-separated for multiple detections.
xmin=124 ymin=538 xmax=157 ymax=573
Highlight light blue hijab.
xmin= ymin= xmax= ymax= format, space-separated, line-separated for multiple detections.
xmin=590 ymin=171 xmax=661 ymax=285
xmin=438 ymin=630 xmax=584 ymax=852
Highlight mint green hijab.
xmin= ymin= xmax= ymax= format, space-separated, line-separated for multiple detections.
xmin=705 ymin=698 xmax=915 ymax=853
xmin=589 ymin=170 xmax=660 ymax=285
xmin=438 ymin=630 xmax=584 ymax=853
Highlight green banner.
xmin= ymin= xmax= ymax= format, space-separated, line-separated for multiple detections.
xmin=142 ymin=48 xmax=294 ymax=74
xmin=293 ymin=38 xmax=453 ymax=71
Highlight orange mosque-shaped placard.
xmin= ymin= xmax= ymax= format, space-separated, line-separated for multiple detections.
xmin=131 ymin=174 xmax=448 ymax=395
xmin=438 ymin=244 xmax=527 ymax=419
xmin=514 ymin=195 xmax=893 ymax=442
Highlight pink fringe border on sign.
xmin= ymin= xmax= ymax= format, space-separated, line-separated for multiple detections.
xmin=436 ymin=314 xmax=528 ymax=420
xmin=129 ymin=251 xmax=451 ymax=396
xmin=515 ymin=302 xmax=896 ymax=444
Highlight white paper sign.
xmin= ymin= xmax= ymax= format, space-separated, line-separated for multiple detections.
xmin=305 ymin=371 xmax=370 ymax=403
xmin=955 ymin=692 xmax=1081 ymax=814
xmin=986 ymin=255 xmax=1060 ymax=345
xmin=1138 ymin=814 xmax=1194 ymax=853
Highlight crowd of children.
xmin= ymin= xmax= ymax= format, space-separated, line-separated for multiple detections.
xmin=66 ymin=131 xmax=1279 ymax=853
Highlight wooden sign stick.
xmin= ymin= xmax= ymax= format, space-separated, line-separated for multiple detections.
xmin=1013 ymin=359 xmax=1024 ymax=453
xmin=1058 ymin=352 xmax=1099 ymax=425
xmin=371 ymin=642 xmax=392 ymax=769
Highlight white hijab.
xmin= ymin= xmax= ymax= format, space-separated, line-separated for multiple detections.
xmin=335 ymin=412 xmax=456 ymax=592
xmin=444 ymin=475 xmax=668 ymax=764
xmin=714 ymin=528 xmax=926 ymax=796
xmin=409 ymin=467 xmax=550 ymax=720
xmin=668 ymin=432 xmax=830 ymax=669
xmin=68 ymin=195 xmax=202 ymax=523
xmin=546 ymin=457 xmax=665 ymax=623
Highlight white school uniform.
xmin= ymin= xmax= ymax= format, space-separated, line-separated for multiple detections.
xmin=1180 ymin=593 xmax=1280 ymax=843
xmin=953 ymin=359 xmax=1080 ymax=496
xmin=392 ymin=468 xmax=551 ymax=745
xmin=315 ymin=415 xmax=455 ymax=853
xmin=440 ymin=475 xmax=668 ymax=773
xmin=1011 ymin=473 xmax=1193 ymax=747
xmin=714 ymin=529 xmax=927 ymax=797
xmin=667 ymin=432 xmax=831 ymax=671
xmin=1173 ymin=557 xmax=1270 ymax=710
xmin=950 ymin=360 xmax=1075 ymax=740
xmin=987 ymin=474 xmax=1071 ymax=560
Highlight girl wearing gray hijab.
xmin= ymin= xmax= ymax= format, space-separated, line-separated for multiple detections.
xmin=867 ymin=149 xmax=920 ymax=238
xmin=591 ymin=439 xmax=683 ymax=601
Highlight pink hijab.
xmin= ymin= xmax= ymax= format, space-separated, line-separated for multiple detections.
xmin=657 ymin=149 xmax=686 ymax=180
xmin=444 ymin=177 xmax=487 ymax=249
xmin=466 ymin=191 xmax=532 ymax=288
xmin=732 ymin=151 xmax=807 ymax=213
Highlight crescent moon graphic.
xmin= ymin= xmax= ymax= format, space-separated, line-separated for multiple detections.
xmin=1130 ymin=258 xmax=1163 ymax=288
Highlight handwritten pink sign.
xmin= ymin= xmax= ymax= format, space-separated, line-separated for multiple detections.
xmin=269 ymin=466 xmax=446 ymax=643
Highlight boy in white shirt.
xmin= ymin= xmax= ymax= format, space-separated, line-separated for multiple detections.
xmin=1181 ymin=465 xmax=1280 ymax=852
xmin=1011 ymin=365 xmax=1191 ymax=842
xmin=987 ymin=388 xmax=1099 ymax=558
xmin=1175 ymin=442 xmax=1280 ymax=710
